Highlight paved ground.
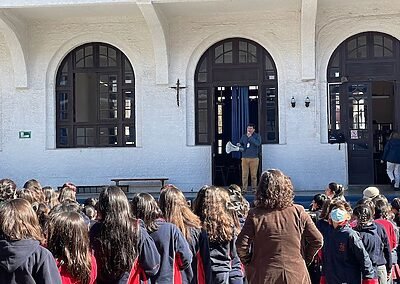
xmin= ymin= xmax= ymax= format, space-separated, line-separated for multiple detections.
xmin=269 ymin=184 xmax=400 ymax=208
xmin=77 ymin=184 xmax=400 ymax=208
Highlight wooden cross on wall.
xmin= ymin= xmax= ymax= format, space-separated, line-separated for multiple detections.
xmin=170 ymin=79 xmax=186 ymax=107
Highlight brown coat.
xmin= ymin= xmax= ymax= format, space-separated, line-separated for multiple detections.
xmin=236 ymin=204 xmax=323 ymax=284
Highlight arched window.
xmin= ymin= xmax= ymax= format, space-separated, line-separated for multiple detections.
xmin=327 ymin=32 xmax=399 ymax=143
xmin=56 ymin=43 xmax=135 ymax=148
xmin=194 ymin=38 xmax=278 ymax=145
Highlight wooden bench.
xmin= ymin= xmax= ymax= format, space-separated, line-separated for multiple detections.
xmin=111 ymin=178 xmax=169 ymax=189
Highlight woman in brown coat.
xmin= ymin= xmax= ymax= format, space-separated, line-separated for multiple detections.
xmin=236 ymin=169 xmax=323 ymax=284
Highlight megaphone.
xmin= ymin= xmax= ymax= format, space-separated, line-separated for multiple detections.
xmin=226 ymin=141 xmax=240 ymax=154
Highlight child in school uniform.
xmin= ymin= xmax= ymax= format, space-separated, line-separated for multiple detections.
xmin=47 ymin=211 xmax=97 ymax=284
xmin=193 ymin=186 xmax=243 ymax=284
xmin=159 ymin=185 xmax=211 ymax=284
xmin=131 ymin=193 xmax=193 ymax=284
xmin=353 ymin=204 xmax=392 ymax=284
xmin=0 ymin=198 xmax=61 ymax=284
xmin=90 ymin=186 xmax=160 ymax=284
xmin=321 ymin=204 xmax=377 ymax=284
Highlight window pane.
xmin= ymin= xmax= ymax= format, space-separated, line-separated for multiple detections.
xmin=59 ymin=127 xmax=68 ymax=146
xmin=215 ymin=44 xmax=223 ymax=61
xmin=198 ymin=110 xmax=208 ymax=133
xmin=224 ymin=51 xmax=232 ymax=63
xmin=239 ymin=41 xmax=247 ymax=51
xmin=56 ymin=43 xmax=136 ymax=148
xmin=265 ymin=55 xmax=274 ymax=70
xmin=224 ymin=42 xmax=232 ymax=51
xmin=266 ymin=88 xmax=277 ymax=133
xmin=198 ymin=134 xmax=208 ymax=144
xmin=265 ymin=55 xmax=276 ymax=80
xmin=125 ymin=125 xmax=135 ymax=145
xmin=239 ymin=51 xmax=247 ymax=63
xmin=374 ymin=45 xmax=383 ymax=57
xmin=99 ymin=74 xmax=118 ymax=120
xmin=124 ymin=58 xmax=134 ymax=84
xmin=85 ymin=46 xmax=94 ymax=67
xmin=99 ymin=46 xmax=117 ymax=67
xmin=348 ymin=36 xmax=367 ymax=59
xmin=124 ymin=90 xmax=134 ymax=119
xmin=199 ymin=58 xmax=207 ymax=73
xmin=248 ymin=44 xmax=257 ymax=57
xmin=58 ymin=92 xmax=68 ymax=121
xmin=75 ymin=48 xmax=84 ymax=68
xmin=99 ymin=127 xmax=118 ymax=145
xmin=76 ymin=127 xmax=95 ymax=146
xmin=358 ymin=36 xmax=366 ymax=46
xmin=75 ymin=46 xmax=94 ymax=68
xmin=328 ymin=84 xmax=341 ymax=131
xmin=198 ymin=73 xmax=207 ymax=83
xmin=108 ymin=48 xmax=117 ymax=66
xmin=197 ymin=89 xmax=208 ymax=137
xmin=58 ymin=61 xmax=69 ymax=86
xmin=75 ymin=73 xmax=97 ymax=123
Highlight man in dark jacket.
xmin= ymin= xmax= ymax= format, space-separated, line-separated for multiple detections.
xmin=239 ymin=123 xmax=261 ymax=192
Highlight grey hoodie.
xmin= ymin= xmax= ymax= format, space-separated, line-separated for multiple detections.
xmin=0 ymin=239 xmax=61 ymax=284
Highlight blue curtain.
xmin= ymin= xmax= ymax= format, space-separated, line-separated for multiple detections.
xmin=231 ymin=86 xmax=249 ymax=159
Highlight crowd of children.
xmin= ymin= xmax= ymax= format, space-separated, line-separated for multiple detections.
xmin=309 ymin=185 xmax=400 ymax=284
xmin=1 ymin=176 xmax=400 ymax=284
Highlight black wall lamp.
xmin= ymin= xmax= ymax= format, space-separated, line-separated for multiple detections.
xmin=290 ymin=96 xmax=296 ymax=108
xmin=305 ymin=96 xmax=311 ymax=107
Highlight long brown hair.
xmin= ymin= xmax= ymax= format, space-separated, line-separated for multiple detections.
xmin=193 ymin=186 xmax=239 ymax=243
xmin=255 ymin=169 xmax=294 ymax=209
xmin=58 ymin=186 xmax=76 ymax=203
xmin=159 ymin=185 xmax=201 ymax=241
xmin=0 ymin=198 xmax=44 ymax=243
xmin=47 ymin=212 xmax=92 ymax=284
xmin=131 ymin=193 xmax=163 ymax=233
xmin=97 ymin=186 xmax=138 ymax=280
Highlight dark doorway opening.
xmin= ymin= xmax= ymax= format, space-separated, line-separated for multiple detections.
xmin=327 ymin=32 xmax=400 ymax=185
xmin=213 ymin=86 xmax=259 ymax=186
xmin=372 ymin=81 xmax=395 ymax=184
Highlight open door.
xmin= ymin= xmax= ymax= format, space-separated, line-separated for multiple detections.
xmin=345 ymin=82 xmax=374 ymax=184
xmin=212 ymin=86 xmax=259 ymax=186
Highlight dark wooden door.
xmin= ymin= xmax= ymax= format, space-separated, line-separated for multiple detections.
xmin=345 ymin=82 xmax=374 ymax=184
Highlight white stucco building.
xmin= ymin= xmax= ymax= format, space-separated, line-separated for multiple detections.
xmin=0 ymin=0 xmax=398 ymax=191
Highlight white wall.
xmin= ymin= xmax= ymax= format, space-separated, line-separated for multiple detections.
xmin=7 ymin=1 xmax=393 ymax=191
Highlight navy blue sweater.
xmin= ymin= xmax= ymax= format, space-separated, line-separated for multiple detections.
xmin=322 ymin=224 xmax=375 ymax=283
xmin=239 ymin=133 xmax=261 ymax=158
xmin=354 ymin=222 xmax=392 ymax=275
xmin=209 ymin=237 xmax=243 ymax=283
xmin=182 ymin=228 xmax=211 ymax=284
xmin=382 ymin=138 xmax=400 ymax=163
xmin=149 ymin=219 xmax=193 ymax=284
xmin=90 ymin=221 xmax=160 ymax=284
xmin=0 ymin=239 xmax=61 ymax=284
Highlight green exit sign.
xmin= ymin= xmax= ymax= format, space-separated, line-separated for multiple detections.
xmin=19 ymin=131 xmax=31 ymax=139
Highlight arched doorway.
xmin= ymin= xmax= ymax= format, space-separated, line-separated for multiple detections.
xmin=194 ymin=38 xmax=278 ymax=186
xmin=327 ymin=32 xmax=400 ymax=184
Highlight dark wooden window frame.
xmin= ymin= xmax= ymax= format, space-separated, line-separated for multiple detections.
xmin=56 ymin=43 xmax=135 ymax=148
xmin=327 ymin=32 xmax=400 ymax=143
xmin=194 ymin=37 xmax=279 ymax=145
